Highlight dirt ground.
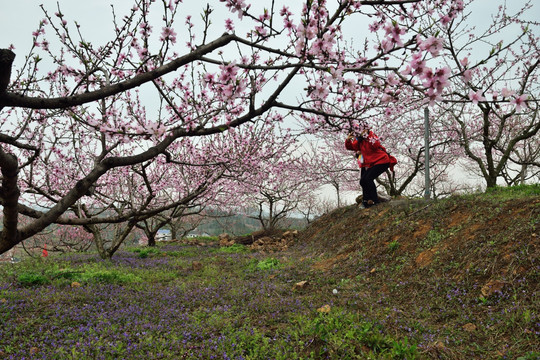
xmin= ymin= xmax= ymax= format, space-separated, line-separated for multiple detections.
xmin=300 ymin=196 xmax=539 ymax=281
xmin=291 ymin=193 xmax=539 ymax=358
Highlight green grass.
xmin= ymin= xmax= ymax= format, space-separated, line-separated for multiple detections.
xmin=1 ymin=189 xmax=538 ymax=359
xmin=484 ymin=183 xmax=540 ymax=198
xmin=131 ymin=247 xmax=161 ymax=258
xmin=217 ymin=243 xmax=251 ymax=253
xmin=15 ymin=265 xmax=143 ymax=287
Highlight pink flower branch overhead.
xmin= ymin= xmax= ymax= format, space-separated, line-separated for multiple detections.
xmin=0 ymin=0 xmax=497 ymax=254
xmin=403 ymin=0 xmax=540 ymax=188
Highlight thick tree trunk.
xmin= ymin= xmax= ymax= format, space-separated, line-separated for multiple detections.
xmin=0 ymin=50 xmax=19 ymax=254
xmin=148 ymin=235 xmax=156 ymax=247
xmin=485 ymin=176 xmax=498 ymax=188
xmin=0 ymin=49 xmax=15 ymax=94
xmin=0 ymin=150 xmax=21 ymax=252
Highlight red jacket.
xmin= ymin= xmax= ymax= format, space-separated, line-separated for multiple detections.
xmin=345 ymin=131 xmax=396 ymax=169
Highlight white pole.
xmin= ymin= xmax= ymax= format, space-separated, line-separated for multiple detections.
xmin=424 ymin=108 xmax=431 ymax=199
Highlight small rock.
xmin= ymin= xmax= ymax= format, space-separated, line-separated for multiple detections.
xmin=332 ymin=289 xmax=338 ymax=294
xmin=481 ymin=280 xmax=506 ymax=297
xmin=219 ymin=233 xmax=235 ymax=246
xmin=462 ymin=323 xmax=477 ymax=332
xmin=282 ymin=230 xmax=299 ymax=240
xmin=317 ymin=304 xmax=331 ymax=313
xmin=293 ymin=280 xmax=309 ymax=290
xmin=433 ymin=341 xmax=445 ymax=350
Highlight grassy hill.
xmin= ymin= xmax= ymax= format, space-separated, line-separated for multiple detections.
xmin=296 ymin=184 xmax=539 ymax=359
xmin=0 ymin=185 xmax=537 ymax=359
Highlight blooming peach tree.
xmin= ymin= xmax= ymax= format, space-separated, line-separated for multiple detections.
xmin=0 ymin=0 xmax=468 ymax=254
xmin=395 ymin=1 xmax=540 ymax=188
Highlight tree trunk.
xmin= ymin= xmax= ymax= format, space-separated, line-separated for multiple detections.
xmin=485 ymin=175 xmax=498 ymax=188
xmin=0 ymin=49 xmax=15 ymax=94
xmin=148 ymin=235 xmax=156 ymax=247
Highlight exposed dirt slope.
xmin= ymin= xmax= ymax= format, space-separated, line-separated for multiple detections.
xmin=300 ymin=195 xmax=538 ymax=281
xmin=294 ymin=192 xmax=539 ymax=359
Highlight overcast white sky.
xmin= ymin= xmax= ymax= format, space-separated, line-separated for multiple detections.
xmin=2 ymin=0 xmax=538 ymax=68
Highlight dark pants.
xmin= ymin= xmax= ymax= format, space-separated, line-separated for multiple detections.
xmin=360 ymin=163 xmax=389 ymax=204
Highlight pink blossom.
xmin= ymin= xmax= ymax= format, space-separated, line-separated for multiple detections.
xmin=369 ymin=22 xmax=380 ymax=32
xmin=387 ymin=73 xmax=400 ymax=86
xmin=328 ymin=65 xmax=344 ymax=83
xmin=381 ymin=93 xmax=393 ymax=103
xmin=426 ymin=88 xmax=442 ymax=106
xmin=418 ymin=36 xmax=444 ymax=56
xmin=254 ymin=25 xmax=268 ymax=36
xmin=304 ymin=26 xmax=317 ymax=41
xmin=380 ymin=39 xmax=394 ymax=53
xmin=384 ymin=22 xmax=405 ymax=46
xmin=409 ymin=52 xmax=426 ymax=76
xmin=510 ymin=94 xmax=528 ymax=112
xmin=283 ymin=19 xmax=294 ymax=33
xmin=221 ymin=0 xmax=248 ymax=19
xmin=160 ymin=27 xmax=177 ymax=43
xmin=225 ymin=18 xmax=234 ymax=32
xmin=422 ymin=67 xmax=450 ymax=95
xmin=202 ymin=72 xmax=215 ymax=85
xmin=501 ymin=87 xmax=515 ymax=98
xmin=139 ymin=22 xmax=153 ymax=36
xmin=295 ymin=39 xmax=305 ymax=57
xmin=259 ymin=9 xmax=270 ymax=21
xmin=311 ymin=84 xmax=329 ymax=100
xmin=401 ymin=65 xmax=412 ymax=76
xmin=218 ymin=63 xmax=238 ymax=82
xmin=459 ymin=57 xmax=469 ymax=67
xmin=469 ymin=90 xmax=486 ymax=104
xmin=462 ymin=69 xmax=472 ymax=82
xmin=440 ymin=15 xmax=452 ymax=26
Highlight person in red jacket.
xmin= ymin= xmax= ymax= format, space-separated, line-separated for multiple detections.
xmin=345 ymin=129 xmax=396 ymax=208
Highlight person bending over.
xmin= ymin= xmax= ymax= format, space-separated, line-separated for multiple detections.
xmin=345 ymin=130 xmax=396 ymax=208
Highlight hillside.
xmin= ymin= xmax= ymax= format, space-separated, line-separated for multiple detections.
xmin=294 ymin=185 xmax=539 ymax=358
xmin=0 ymin=186 xmax=538 ymax=359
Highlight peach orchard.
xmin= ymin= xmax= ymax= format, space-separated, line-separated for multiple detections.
xmin=0 ymin=0 xmax=538 ymax=256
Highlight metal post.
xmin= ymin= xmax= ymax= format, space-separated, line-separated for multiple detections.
xmin=424 ymin=108 xmax=431 ymax=199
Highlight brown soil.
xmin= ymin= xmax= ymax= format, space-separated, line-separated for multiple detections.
xmin=292 ymin=193 xmax=539 ymax=358
xmin=299 ymin=196 xmax=539 ymax=281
